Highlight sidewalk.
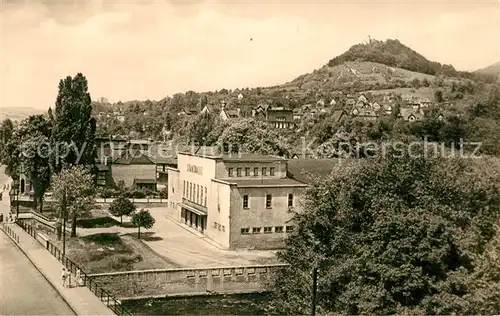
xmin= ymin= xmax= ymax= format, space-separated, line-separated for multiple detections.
xmin=1 ymin=223 xmax=115 ymax=316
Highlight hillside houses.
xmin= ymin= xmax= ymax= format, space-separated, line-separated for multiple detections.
xmin=332 ymin=92 xmax=437 ymax=122
xmin=252 ymin=104 xmax=296 ymax=129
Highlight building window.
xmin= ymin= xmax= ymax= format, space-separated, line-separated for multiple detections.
xmin=228 ymin=168 xmax=234 ymax=177
xmin=270 ymin=167 xmax=275 ymax=176
xmin=266 ymin=194 xmax=272 ymax=208
xmin=264 ymin=227 xmax=272 ymax=233
xmin=198 ymin=185 xmax=201 ymax=204
xmin=201 ymin=187 xmax=204 ymax=206
xmin=275 ymin=226 xmax=284 ymax=233
xmin=183 ymin=181 xmax=186 ymax=197
xmin=214 ymin=221 xmax=217 ymax=228
xmin=243 ymin=195 xmax=249 ymax=209
xmin=262 ymin=167 xmax=267 ymax=176
xmin=245 ymin=168 xmax=250 ymax=176
xmin=222 ymin=225 xmax=225 ymax=232
xmin=189 ymin=183 xmax=192 ymax=200
xmin=237 ymin=167 xmax=242 ymax=177
xmin=254 ymin=167 xmax=259 ymax=176
xmin=204 ymin=187 xmax=207 ymax=206
xmin=217 ymin=223 xmax=221 ymax=231
xmin=252 ymin=227 xmax=261 ymax=234
xmin=241 ymin=228 xmax=250 ymax=234
xmin=288 ymin=194 xmax=294 ymax=207
xmin=286 ymin=226 xmax=294 ymax=232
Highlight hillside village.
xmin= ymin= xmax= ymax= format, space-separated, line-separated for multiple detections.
xmin=1 ymin=38 xmax=500 ymax=316
xmin=59 ymin=40 xmax=496 ymax=195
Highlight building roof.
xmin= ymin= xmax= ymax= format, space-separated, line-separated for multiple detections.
xmin=113 ymin=151 xmax=155 ymax=165
xmin=201 ymin=104 xmax=220 ymax=114
xmin=130 ymin=139 xmax=150 ymax=145
xmin=331 ymin=110 xmax=346 ymax=122
xmin=133 ymin=178 xmax=156 ymax=184
xmin=400 ymin=108 xmax=424 ymax=121
xmin=221 ymin=178 xmax=307 ymax=187
xmin=153 ymin=157 xmax=178 ymax=165
xmin=221 ymin=154 xmax=287 ymax=162
xmin=224 ymin=109 xmax=240 ymax=118
xmin=178 ymin=151 xmax=287 ymax=162
xmin=268 ymin=107 xmax=292 ymax=112
xmin=287 ymin=159 xmax=344 ymax=184
xmin=113 ymin=135 xmax=128 ymax=142
xmin=358 ymin=109 xmax=379 ymax=117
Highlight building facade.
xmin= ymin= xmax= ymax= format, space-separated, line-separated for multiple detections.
xmin=166 ymin=152 xmax=307 ymax=250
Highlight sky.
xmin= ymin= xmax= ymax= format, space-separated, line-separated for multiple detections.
xmin=0 ymin=0 xmax=499 ymax=111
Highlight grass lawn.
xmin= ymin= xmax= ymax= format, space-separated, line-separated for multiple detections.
xmin=35 ymin=222 xmax=175 ymax=274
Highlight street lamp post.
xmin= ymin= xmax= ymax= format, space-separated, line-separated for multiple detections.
xmin=16 ymin=164 xmax=23 ymax=221
xmin=62 ymin=189 xmax=67 ymax=259
xmin=311 ymin=266 xmax=318 ymax=316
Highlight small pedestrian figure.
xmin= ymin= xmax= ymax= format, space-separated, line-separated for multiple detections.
xmin=61 ymin=267 xmax=67 ymax=287
xmin=75 ymin=268 xmax=82 ymax=287
xmin=65 ymin=268 xmax=72 ymax=288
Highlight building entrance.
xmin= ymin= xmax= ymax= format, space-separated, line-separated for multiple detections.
xmin=181 ymin=208 xmax=207 ymax=233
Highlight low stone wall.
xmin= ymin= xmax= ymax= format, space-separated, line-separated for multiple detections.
xmin=96 ymin=198 xmax=168 ymax=204
xmin=88 ymin=264 xmax=288 ymax=299
xmin=12 ymin=196 xmax=168 ymax=205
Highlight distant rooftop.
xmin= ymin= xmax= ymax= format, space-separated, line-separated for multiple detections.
xmin=221 ymin=154 xmax=287 ymax=162
xmin=113 ymin=151 xmax=155 ymax=165
xmin=178 ymin=147 xmax=287 ymax=162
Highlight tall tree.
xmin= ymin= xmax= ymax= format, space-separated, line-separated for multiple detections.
xmin=0 ymin=118 xmax=14 ymax=148
xmin=51 ymin=73 xmax=96 ymax=173
xmin=132 ymin=209 xmax=155 ymax=239
xmin=0 ymin=118 xmax=19 ymax=178
xmin=109 ymin=195 xmax=136 ymax=225
xmin=271 ymin=146 xmax=500 ymax=315
xmin=52 ymin=165 xmax=95 ymax=237
xmin=18 ymin=115 xmax=52 ymax=212
xmin=187 ymin=113 xmax=223 ymax=146
xmin=217 ymin=118 xmax=290 ymax=156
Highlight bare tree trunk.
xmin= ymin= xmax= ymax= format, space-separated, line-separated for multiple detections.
xmin=71 ymin=213 xmax=77 ymax=237
xmin=39 ymin=197 xmax=43 ymax=213
xmin=138 ymin=226 xmax=141 ymax=239
xmin=56 ymin=221 xmax=62 ymax=241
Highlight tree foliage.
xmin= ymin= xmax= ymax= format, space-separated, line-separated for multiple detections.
xmin=109 ymin=195 xmax=136 ymax=224
xmin=271 ymin=148 xmax=500 ymax=315
xmin=17 ymin=115 xmax=52 ymax=212
xmin=132 ymin=209 xmax=155 ymax=239
xmin=187 ymin=113 xmax=226 ymax=146
xmin=52 ymin=165 xmax=96 ymax=237
xmin=51 ymin=73 xmax=96 ymax=172
xmin=217 ymin=118 xmax=290 ymax=156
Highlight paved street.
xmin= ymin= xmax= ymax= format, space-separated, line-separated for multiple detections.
xmin=0 ymin=232 xmax=75 ymax=315
xmin=0 ymin=169 xmax=73 ymax=315
xmin=80 ymin=207 xmax=279 ymax=268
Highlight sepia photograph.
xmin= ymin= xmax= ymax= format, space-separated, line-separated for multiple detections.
xmin=0 ymin=0 xmax=499 ymax=315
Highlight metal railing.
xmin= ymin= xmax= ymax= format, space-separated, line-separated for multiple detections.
xmin=0 ymin=222 xmax=20 ymax=243
xmin=16 ymin=221 xmax=132 ymax=316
